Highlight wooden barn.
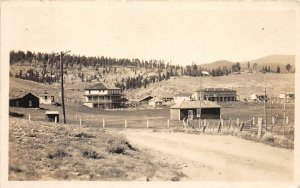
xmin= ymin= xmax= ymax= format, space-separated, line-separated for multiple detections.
xmin=170 ymin=100 xmax=221 ymax=120
xmin=9 ymin=92 xmax=40 ymax=108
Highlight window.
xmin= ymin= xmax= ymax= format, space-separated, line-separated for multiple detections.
xmin=16 ymin=101 xmax=19 ymax=107
xmin=28 ymin=100 xmax=32 ymax=107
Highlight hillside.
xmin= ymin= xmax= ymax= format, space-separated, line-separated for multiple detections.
xmin=10 ymin=72 xmax=294 ymax=102
xmin=200 ymin=60 xmax=235 ymax=69
xmin=245 ymin=54 xmax=295 ymax=72
xmin=125 ymin=73 xmax=295 ymax=100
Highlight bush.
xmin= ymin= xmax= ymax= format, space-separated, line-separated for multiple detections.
xmin=82 ymin=150 xmax=104 ymax=159
xmin=262 ymin=132 xmax=275 ymax=143
xmin=105 ymin=135 xmax=135 ymax=154
xmin=106 ymin=144 xmax=128 ymax=154
xmin=74 ymin=132 xmax=94 ymax=138
xmin=47 ymin=149 xmax=69 ymax=159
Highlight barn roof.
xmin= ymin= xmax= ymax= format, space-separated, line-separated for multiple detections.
xmin=195 ymin=88 xmax=236 ymax=92
xmin=9 ymin=91 xmax=39 ymax=100
xmin=139 ymin=96 xmax=153 ymax=102
xmin=170 ymin=100 xmax=221 ymax=109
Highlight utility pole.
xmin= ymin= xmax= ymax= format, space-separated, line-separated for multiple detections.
xmin=60 ymin=50 xmax=71 ymax=124
xmin=264 ymin=87 xmax=267 ymax=131
xmin=199 ymin=75 xmax=202 ymax=123
xmin=76 ymin=95 xmax=78 ymax=120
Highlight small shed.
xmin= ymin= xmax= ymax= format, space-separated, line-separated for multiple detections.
xmin=139 ymin=96 xmax=153 ymax=105
xmin=170 ymin=100 xmax=221 ymax=120
xmin=149 ymin=97 xmax=163 ymax=107
xmin=9 ymin=92 xmax=40 ymax=108
xmin=45 ymin=111 xmax=59 ymax=123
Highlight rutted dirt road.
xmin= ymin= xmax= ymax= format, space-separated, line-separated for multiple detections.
xmin=121 ymin=130 xmax=293 ymax=181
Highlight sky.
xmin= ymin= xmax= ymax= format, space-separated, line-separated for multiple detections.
xmin=1 ymin=1 xmax=297 ymax=65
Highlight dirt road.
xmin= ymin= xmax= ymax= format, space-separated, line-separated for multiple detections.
xmin=121 ymin=130 xmax=293 ymax=181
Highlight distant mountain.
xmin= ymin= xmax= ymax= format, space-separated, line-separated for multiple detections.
xmin=200 ymin=54 xmax=295 ymax=72
xmin=200 ymin=60 xmax=235 ymax=69
xmin=243 ymin=54 xmax=295 ymax=72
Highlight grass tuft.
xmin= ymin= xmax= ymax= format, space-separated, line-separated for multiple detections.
xmin=47 ymin=149 xmax=69 ymax=159
xmin=82 ymin=150 xmax=104 ymax=159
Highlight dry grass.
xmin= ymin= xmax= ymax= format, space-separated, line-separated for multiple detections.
xmin=9 ymin=117 xmax=184 ymax=181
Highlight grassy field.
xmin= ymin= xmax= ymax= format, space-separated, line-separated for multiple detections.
xmin=9 ymin=117 xmax=184 ymax=181
xmin=9 ymin=99 xmax=294 ymax=137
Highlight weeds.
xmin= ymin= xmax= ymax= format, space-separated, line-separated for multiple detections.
xmin=82 ymin=150 xmax=104 ymax=159
xmin=262 ymin=132 xmax=275 ymax=143
xmin=47 ymin=149 xmax=69 ymax=159
xmin=74 ymin=132 xmax=94 ymax=138
xmin=105 ymin=135 xmax=135 ymax=154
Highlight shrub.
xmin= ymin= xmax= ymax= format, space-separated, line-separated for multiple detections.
xmin=262 ymin=132 xmax=275 ymax=143
xmin=105 ymin=135 xmax=135 ymax=154
xmin=74 ymin=132 xmax=94 ymax=138
xmin=106 ymin=144 xmax=128 ymax=154
xmin=82 ymin=150 xmax=104 ymax=159
xmin=47 ymin=149 xmax=69 ymax=159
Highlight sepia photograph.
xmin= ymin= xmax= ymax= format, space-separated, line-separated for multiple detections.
xmin=0 ymin=0 xmax=299 ymax=186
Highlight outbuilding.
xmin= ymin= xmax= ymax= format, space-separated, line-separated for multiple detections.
xmin=170 ymin=100 xmax=221 ymax=120
xmin=45 ymin=111 xmax=59 ymax=123
xmin=139 ymin=96 xmax=153 ymax=105
xmin=149 ymin=97 xmax=163 ymax=107
xmin=9 ymin=92 xmax=40 ymax=108
xmin=40 ymin=91 xmax=55 ymax=105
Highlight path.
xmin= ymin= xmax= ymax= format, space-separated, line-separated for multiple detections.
xmin=121 ymin=130 xmax=293 ymax=181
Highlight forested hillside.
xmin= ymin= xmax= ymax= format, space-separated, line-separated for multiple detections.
xmin=9 ymin=50 xmax=294 ymax=91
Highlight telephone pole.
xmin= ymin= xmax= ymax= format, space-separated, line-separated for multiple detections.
xmin=264 ymin=87 xmax=267 ymax=130
xmin=60 ymin=50 xmax=71 ymax=124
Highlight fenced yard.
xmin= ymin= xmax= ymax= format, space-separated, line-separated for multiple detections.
xmin=9 ymin=100 xmax=294 ymax=142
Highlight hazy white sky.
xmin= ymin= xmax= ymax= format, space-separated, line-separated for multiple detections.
xmin=1 ymin=1 xmax=297 ymax=65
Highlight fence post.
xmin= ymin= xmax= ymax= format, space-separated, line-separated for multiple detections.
xmin=199 ymin=119 xmax=201 ymax=129
xmin=258 ymin=118 xmax=263 ymax=139
xmin=167 ymin=119 xmax=170 ymax=129
xmin=147 ymin=119 xmax=149 ymax=128
xmin=125 ymin=120 xmax=127 ymax=129
xmin=286 ymin=116 xmax=289 ymax=124
xmin=55 ymin=116 xmax=57 ymax=124
xmin=203 ymin=119 xmax=207 ymax=132
xmin=218 ymin=120 xmax=222 ymax=133
xmin=252 ymin=117 xmax=255 ymax=125
xmin=227 ymin=118 xmax=232 ymax=131
xmin=288 ymin=123 xmax=293 ymax=134
xmin=237 ymin=118 xmax=239 ymax=127
xmin=103 ymin=119 xmax=105 ymax=128
xmin=272 ymin=117 xmax=275 ymax=125
xmin=29 ymin=114 xmax=31 ymax=121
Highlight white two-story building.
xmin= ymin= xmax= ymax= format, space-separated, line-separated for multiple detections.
xmin=83 ymin=83 xmax=123 ymax=109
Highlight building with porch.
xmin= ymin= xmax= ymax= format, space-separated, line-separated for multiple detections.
xmin=193 ymin=88 xmax=237 ymax=102
xmin=83 ymin=83 xmax=123 ymax=109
